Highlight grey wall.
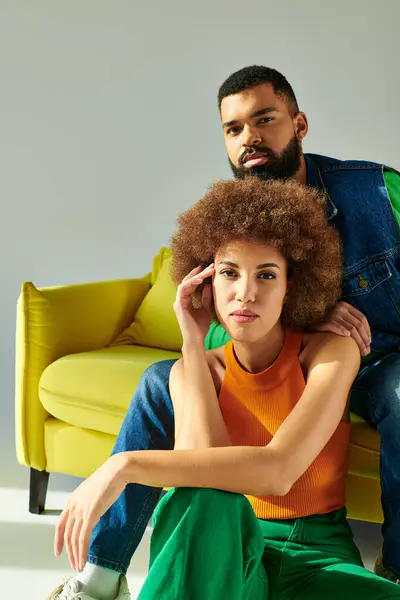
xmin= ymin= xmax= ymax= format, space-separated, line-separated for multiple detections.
xmin=1 ymin=0 xmax=399 ymax=489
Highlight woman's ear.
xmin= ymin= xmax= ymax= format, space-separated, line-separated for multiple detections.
xmin=283 ymin=282 xmax=290 ymax=304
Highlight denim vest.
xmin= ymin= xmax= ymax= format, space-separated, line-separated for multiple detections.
xmin=305 ymin=153 xmax=400 ymax=353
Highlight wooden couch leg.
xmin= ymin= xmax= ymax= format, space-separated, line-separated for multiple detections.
xmin=29 ymin=468 xmax=50 ymax=514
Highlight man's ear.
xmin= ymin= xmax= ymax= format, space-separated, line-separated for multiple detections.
xmin=294 ymin=111 xmax=308 ymax=143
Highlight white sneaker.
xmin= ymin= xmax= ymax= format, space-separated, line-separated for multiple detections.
xmin=47 ymin=576 xmax=131 ymax=600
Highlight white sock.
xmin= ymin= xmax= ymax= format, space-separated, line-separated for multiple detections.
xmin=76 ymin=563 xmax=121 ymax=600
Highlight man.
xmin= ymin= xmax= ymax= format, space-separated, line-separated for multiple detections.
xmin=49 ymin=66 xmax=400 ymax=600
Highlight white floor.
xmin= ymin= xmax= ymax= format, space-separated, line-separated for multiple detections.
xmin=0 ymin=468 xmax=383 ymax=600
xmin=0 ymin=484 xmax=151 ymax=600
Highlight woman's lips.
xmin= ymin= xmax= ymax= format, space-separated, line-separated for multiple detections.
xmin=230 ymin=313 xmax=259 ymax=323
xmin=231 ymin=315 xmax=258 ymax=323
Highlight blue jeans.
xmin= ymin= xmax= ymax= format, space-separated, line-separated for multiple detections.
xmin=351 ymin=351 xmax=400 ymax=578
xmin=88 ymin=353 xmax=400 ymax=577
xmin=88 ymin=360 xmax=177 ymax=575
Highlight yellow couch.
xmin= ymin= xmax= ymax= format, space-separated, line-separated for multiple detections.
xmin=15 ymin=248 xmax=382 ymax=523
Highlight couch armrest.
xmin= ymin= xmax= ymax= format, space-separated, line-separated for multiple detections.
xmin=15 ymin=275 xmax=151 ymax=470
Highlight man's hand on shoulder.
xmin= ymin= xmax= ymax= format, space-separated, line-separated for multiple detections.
xmin=310 ymin=301 xmax=371 ymax=357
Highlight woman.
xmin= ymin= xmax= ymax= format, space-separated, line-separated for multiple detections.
xmin=53 ymin=178 xmax=400 ymax=599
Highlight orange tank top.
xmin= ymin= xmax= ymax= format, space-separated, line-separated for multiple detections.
xmin=218 ymin=330 xmax=350 ymax=520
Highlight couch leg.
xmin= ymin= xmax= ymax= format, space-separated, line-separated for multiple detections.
xmin=29 ymin=468 xmax=50 ymax=514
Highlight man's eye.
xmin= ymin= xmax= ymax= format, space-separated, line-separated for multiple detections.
xmin=227 ymin=127 xmax=241 ymax=135
xmin=257 ymin=117 xmax=274 ymax=125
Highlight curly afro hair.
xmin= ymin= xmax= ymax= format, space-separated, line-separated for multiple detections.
xmin=171 ymin=178 xmax=342 ymax=329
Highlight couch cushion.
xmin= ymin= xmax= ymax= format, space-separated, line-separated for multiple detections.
xmin=348 ymin=413 xmax=380 ymax=479
xmin=44 ymin=417 xmax=116 ymax=478
xmin=111 ymin=247 xmax=183 ymax=352
xmin=39 ymin=345 xmax=181 ymax=436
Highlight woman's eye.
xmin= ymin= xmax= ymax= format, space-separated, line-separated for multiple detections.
xmin=259 ymin=272 xmax=275 ymax=280
xmin=220 ymin=269 xmax=236 ymax=278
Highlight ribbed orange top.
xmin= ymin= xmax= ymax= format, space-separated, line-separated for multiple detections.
xmin=218 ymin=330 xmax=350 ymax=519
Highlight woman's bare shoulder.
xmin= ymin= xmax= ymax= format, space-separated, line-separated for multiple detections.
xmin=170 ymin=346 xmax=227 ymax=392
xmin=299 ymin=331 xmax=360 ymax=376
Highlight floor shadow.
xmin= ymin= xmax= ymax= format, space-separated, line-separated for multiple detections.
xmin=42 ymin=509 xmax=63 ymax=517
xmin=349 ymin=519 xmax=381 ymax=569
xmin=0 ymin=521 xmax=150 ymax=574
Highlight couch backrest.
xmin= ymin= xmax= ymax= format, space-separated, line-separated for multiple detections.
xmin=111 ymin=247 xmax=183 ymax=351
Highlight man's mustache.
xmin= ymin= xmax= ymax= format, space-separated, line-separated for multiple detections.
xmin=239 ymin=146 xmax=273 ymax=166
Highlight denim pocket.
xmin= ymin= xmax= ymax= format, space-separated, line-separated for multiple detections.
xmin=342 ymin=258 xmax=391 ymax=297
xmin=341 ymin=257 xmax=400 ymax=352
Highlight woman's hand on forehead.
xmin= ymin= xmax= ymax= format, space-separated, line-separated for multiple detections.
xmin=174 ymin=264 xmax=215 ymax=345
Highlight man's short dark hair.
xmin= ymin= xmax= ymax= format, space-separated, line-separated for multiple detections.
xmin=218 ymin=65 xmax=299 ymax=115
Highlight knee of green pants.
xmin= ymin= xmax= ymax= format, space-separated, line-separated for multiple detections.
xmin=153 ymin=487 xmax=263 ymax=553
xmin=154 ymin=487 xmax=252 ymax=525
xmin=150 ymin=487 xmax=266 ymax=596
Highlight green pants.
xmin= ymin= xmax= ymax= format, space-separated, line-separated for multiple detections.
xmin=138 ymin=488 xmax=400 ymax=600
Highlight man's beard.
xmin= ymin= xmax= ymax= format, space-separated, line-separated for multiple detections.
xmin=229 ymin=135 xmax=302 ymax=181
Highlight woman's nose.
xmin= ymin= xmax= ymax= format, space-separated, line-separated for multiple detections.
xmin=235 ymin=278 xmax=256 ymax=304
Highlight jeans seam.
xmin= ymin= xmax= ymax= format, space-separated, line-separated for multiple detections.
xmin=120 ymin=485 xmax=163 ymax=570
xmin=366 ymin=389 xmax=383 ymax=422
xmin=352 ymin=387 xmax=383 ymax=423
